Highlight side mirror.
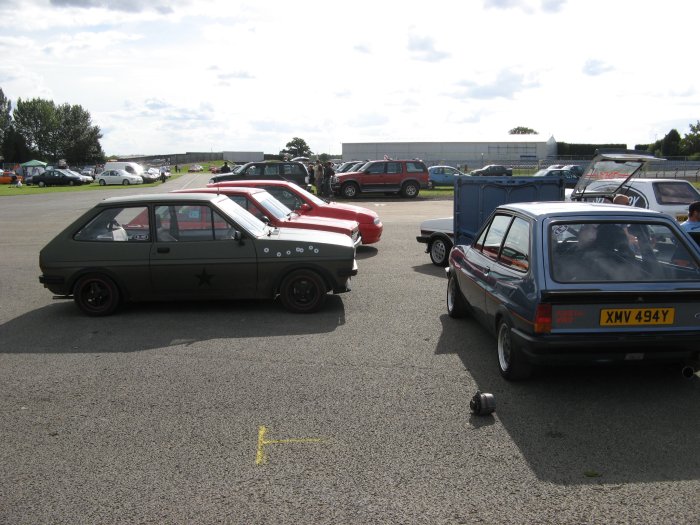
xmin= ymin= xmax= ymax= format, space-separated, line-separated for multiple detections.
xmin=299 ymin=203 xmax=312 ymax=212
xmin=261 ymin=215 xmax=271 ymax=224
xmin=232 ymin=230 xmax=242 ymax=241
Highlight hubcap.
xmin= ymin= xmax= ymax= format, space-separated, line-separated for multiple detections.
xmin=84 ymin=281 xmax=110 ymax=310
xmin=291 ymin=278 xmax=317 ymax=305
xmin=431 ymin=241 xmax=446 ymax=264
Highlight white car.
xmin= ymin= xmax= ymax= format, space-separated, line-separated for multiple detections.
xmin=566 ymin=178 xmax=700 ymax=222
xmin=96 ymin=169 xmax=143 ymax=186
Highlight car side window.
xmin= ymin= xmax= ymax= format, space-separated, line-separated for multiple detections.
xmin=481 ymin=214 xmax=512 ymax=261
xmin=406 ymin=162 xmax=426 ymax=173
xmin=74 ymin=206 xmax=149 ymax=242
xmin=498 ymin=217 xmax=530 ymax=272
xmin=367 ymin=163 xmax=385 ymax=174
xmin=264 ymin=165 xmax=280 ymax=176
xmin=155 ymin=205 xmax=230 ymax=242
xmin=386 ymin=162 xmax=401 ymax=174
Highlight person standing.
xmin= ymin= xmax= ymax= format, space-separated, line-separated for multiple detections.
xmin=314 ymin=162 xmax=324 ymax=194
xmin=322 ymin=161 xmax=335 ymax=199
xmin=220 ymin=161 xmax=231 ymax=174
xmin=680 ymin=201 xmax=700 ymax=233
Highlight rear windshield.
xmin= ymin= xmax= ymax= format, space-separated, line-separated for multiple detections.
xmin=550 ymin=221 xmax=700 ymax=282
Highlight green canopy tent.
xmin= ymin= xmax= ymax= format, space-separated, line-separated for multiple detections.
xmin=20 ymin=159 xmax=47 ymax=168
xmin=20 ymin=159 xmax=48 ymax=180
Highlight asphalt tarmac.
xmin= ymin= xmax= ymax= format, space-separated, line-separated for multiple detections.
xmin=1 ymin=174 xmax=698 ymax=524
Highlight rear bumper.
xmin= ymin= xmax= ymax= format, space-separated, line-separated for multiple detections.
xmin=512 ymin=328 xmax=700 ymax=364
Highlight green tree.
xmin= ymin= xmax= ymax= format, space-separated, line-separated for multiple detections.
xmin=0 ymin=88 xmax=13 ymax=160
xmin=55 ymin=103 xmax=104 ymax=165
xmin=661 ymin=129 xmax=681 ymax=157
xmin=13 ymin=98 xmax=59 ymax=159
xmin=13 ymin=97 xmax=103 ymax=164
xmin=508 ymin=126 xmax=538 ymax=135
xmin=280 ymin=137 xmax=312 ymax=158
xmin=1 ymin=126 xmax=31 ymax=163
xmin=680 ymin=121 xmax=700 ymax=157
xmin=318 ymin=153 xmax=330 ymax=162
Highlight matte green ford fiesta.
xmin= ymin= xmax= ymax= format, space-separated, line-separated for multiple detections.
xmin=39 ymin=193 xmax=358 ymax=315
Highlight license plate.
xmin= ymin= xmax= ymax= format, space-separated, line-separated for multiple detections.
xmin=600 ymin=308 xmax=675 ymax=326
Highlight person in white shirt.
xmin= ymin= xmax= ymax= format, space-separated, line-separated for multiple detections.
xmin=680 ymin=201 xmax=700 ymax=233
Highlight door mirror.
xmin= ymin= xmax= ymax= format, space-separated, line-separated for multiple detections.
xmin=299 ymin=203 xmax=312 ymax=212
xmin=261 ymin=215 xmax=271 ymax=224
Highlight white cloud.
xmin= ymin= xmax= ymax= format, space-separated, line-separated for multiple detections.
xmin=0 ymin=0 xmax=698 ymax=154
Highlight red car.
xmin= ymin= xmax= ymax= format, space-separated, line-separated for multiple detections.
xmin=207 ymin=180 xmax=383 ymax=244
xmin=173 ymin=187 xmax=361 ymax=245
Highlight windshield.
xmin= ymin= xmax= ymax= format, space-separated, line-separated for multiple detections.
xmin=214 ymin=197 xmax=267 ymax=236
xmin=252 ymin=192 xmax=294 ymax=220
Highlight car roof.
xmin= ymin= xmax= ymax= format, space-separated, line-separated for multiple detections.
xmin=173 ymin=187 xmax=265 ymax=196
xmin=211 ymin=180 xmax=294 ymax=188
xmin=499 ymin=201 xmax=669 ymax=219
xmin=99 ymin=193 xmax=229 ymax=206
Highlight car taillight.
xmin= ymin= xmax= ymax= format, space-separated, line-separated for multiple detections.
xmin=534 ymin=303 xmax=552 ymax=334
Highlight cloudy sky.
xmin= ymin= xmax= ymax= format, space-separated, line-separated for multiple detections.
xmin=0 ymin=0 xmax=697 ymax=156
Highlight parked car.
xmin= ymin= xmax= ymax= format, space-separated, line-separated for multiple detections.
xmin=174 ymin=187 xmax=361 ymax=245
xmin=469 ymin=164 xmax=513 ymax=177
xmin=428 ymin=165 xmax=467 ymax=187
xmin=446 ymin=201 xmax=700 ymax=379
xmin=141 ymin=168 xmax=162 ymax=183
xmin=96 ymin=169 xmax=143 ymax=186
xmin=208 ymin=161 xmax=310 ymax=190
xmin=188 ymin=164 xmax=204 ymax=172
xmin=569 ymin=178 xmax=700 ymax=222
xmin=81 ymin=166 xmax=96 ymax=178
xmin=331 ymin=159 xmax=430 ymax=198
xmin=208 ymin=180 xmax=383 ymax=244
xmin=533 ymin=167 xmax=579 ymax=188
xmin=562 ymin=164 xmax=585 ymax=177
xmin=30 ymin=168 xmax=87 ymax=187
xmin=39 ymin=193 xmax=358 ymax=316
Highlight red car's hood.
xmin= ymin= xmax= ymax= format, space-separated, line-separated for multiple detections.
xmin=281 ymin=214 xmax=359 ymax=235
xmin=302 ymin=202 xmax=379 ymax=223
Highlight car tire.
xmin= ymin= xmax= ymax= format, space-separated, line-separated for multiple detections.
xmin=401 ymin=181 xmax=419 ymax=198
xmin=99 ymin=179 xmax=106 ymax=186
xmin=497 ymin=318 xmax=532 ymax=380
xmin=446 ymin=272 xmax=468 ymax=318
xmin=429 ymin=237 xmax=452 ymax=267
xmin=341 ymin=182 xmax=359 ymax=199
xmin=73 ymin=274 xmax=120 ymax=317
xmin=38 ymin=181 xmax=46 ymax=187
xmin=279 ymin=269 xmax=327 ymax=313
xmin=122 ymin=180 xmax=130 ymax=186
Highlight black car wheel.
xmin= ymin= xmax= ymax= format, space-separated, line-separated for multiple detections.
xmin=122 ymin=180 xmax=130 ymax=186
xmin=279 ymin=269 xmax=327 ymax=313
xmin=430 ymin=237 xmax=452 ymax=267
xmin=38 ymin=181 xmax=46 ymax=187
xmin=99 ymin=179 xmax=106 ymax=186
xmin=446 ymin=272 xmax=468 ymax=318
xmin=401 ymin=181 xmax=419 ymax=198
xmin=497 ymin=318 xmax=531 ymax=380
xmin=341 ymin=182 xmax=359 ymax=199
xmin=73 ymin=274 xmax=120 ymax=317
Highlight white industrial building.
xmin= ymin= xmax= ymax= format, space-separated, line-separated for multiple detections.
xmin=342 ymin=136 xmax=557 ymax=167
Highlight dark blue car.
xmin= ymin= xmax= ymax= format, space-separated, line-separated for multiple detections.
xmin=446 ymin=201 xmax=700 ymax=379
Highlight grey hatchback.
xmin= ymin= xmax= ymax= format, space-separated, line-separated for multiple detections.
xmin=447 ymin=201 xmax=700 ymax=379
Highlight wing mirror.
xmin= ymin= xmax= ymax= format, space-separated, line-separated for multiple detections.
xmin=299 ymin=203 xmax=312 ymax=212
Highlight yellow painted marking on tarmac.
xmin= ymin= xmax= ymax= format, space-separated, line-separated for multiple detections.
xmin=255 ymin=425 xmax=324 ymax=465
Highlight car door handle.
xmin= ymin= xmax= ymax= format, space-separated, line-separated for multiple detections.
xmin=157 ymin=247 xmax=170 ymax=254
